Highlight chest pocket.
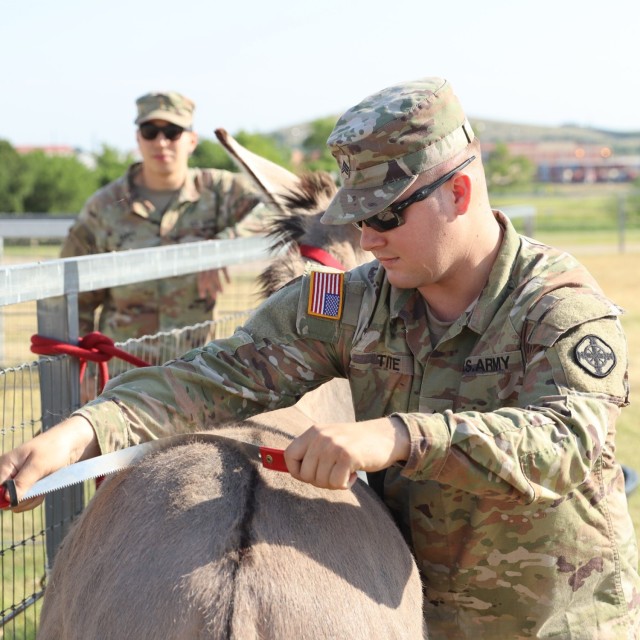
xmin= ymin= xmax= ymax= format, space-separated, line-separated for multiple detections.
xmin=167 ymin=212 xmax=219 ymax=241
xmin=458 ymin=349 xmax=524 ymax=411
xmin=349 ymin=346 xmax=414 ymax=418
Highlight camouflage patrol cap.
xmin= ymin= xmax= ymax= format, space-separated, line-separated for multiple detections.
xmin=321 ymin=77 xmax=474 ymax=225
xmin=135 ymin=91 xmax=195 ymax=128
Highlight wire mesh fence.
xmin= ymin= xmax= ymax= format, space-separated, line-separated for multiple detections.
xmin=0 ymin=309 xmax=255 ymax=639
xmin=0 ymin=241 xmax=266 ymax=639
xmin=1 ymin=361 xmax=47 ymax=639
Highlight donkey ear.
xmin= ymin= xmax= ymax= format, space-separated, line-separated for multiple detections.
xmin=215 ymin=128 xmax=301 ymax=216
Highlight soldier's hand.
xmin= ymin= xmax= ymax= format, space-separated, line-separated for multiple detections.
xmin=285 ymin=417 xmax=411 ymax=490
xmin=197 ymin=267 xmax=230 ymax=302
xmin=0 ymin=416 xmax=100 ymax=512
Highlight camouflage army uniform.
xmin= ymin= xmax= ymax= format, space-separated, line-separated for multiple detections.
xmin=61 ymin=162 xmax=269 ymax=342
xmin=77 ymin=211 xmax=640 ymax=639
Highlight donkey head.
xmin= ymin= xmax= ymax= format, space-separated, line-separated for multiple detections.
xmin=214 ymin=129 xmax=372 ymax=297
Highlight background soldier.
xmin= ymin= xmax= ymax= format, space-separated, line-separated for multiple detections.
xmin=61 ymin=91 xmax=270 ymax=342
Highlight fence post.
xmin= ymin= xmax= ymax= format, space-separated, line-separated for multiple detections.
xmin=36 ymin=260 xmax=84 ymax=568
xmin=618 ymin=194 xmax=626 ymax=254
xmin=524 ymin=207 xmax=535 ymax=238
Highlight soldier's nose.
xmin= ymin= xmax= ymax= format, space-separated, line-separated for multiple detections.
xmin=359 ymin=224 xmax=386 ymax=251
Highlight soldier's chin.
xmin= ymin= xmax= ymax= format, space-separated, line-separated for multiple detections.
xmin=380 ymin=264 xmax=410 ymax=285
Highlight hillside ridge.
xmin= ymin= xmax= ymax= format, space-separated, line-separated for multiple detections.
xmin=272 ymin=117 xmax=640 ymax=153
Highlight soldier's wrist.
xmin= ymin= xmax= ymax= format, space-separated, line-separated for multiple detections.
xmin=389 ymin=416 xmax=411 ymax=464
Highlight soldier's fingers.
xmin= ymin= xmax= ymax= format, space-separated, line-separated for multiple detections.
xmin=197 ymin=270 xmax=216 ymax=297
xmin=0 ymin=450 xmax=26 ymax=489
xmin=328 ymin=462 xmax=353 ymax=490
xmin=0 ymin=461 xmax=44 ymax=512
xmin=314 ymin=455 xmax=337 ymax=488
xmin=196 ymin=271 xmax=207 ymax=298
xmin=211 ymin=271 xmax=224 ymax=296
xmin=202 ymin=269 xmax=227 ymax=297
xmin=284 ymin=436 xmax=309 ymax=479
xmin=298 ymin=448 xmax=321 ymax=486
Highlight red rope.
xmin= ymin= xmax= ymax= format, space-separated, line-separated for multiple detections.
xmin=298 ymin=244 xmax=346 ymax=271
xmin=30 ymin=331 xmax=151 ymax=394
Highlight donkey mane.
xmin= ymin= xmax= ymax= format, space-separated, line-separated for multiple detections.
xmin=279 ymin=172 xmax=337 ymax=220
xmin=263 ymin=172 xmax=337 ymax=249
xmin=258 ymin=171 xmax=369 ymax=298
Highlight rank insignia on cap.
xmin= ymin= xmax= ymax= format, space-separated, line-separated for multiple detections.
xmin=308 ymin=270 xmax=344 ymax=320
xmin=338 ymin=154 xmax=351 ymax=178
xmin=574 ymin=334 xmax=616 ymax=378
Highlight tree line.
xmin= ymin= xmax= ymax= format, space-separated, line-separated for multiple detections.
xmin=0 ymin=119 xmax=537 ymax=216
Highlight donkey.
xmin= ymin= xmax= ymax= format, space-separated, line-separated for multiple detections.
xmin=37 ymin=134 xmax=426 ymax=639
xmin=214 ymin=126 xmax=371 ymax=301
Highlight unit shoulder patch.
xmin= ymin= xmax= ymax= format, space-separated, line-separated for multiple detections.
xmin=307 ymin=269 xmax=345 ymax=320
xmin=574 ymin=334 xmax=616 ymax=378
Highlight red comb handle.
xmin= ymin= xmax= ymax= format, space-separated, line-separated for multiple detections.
xmin=259 ymin=447 xmax=288 ymax=472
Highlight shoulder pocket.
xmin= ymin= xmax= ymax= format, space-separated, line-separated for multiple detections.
xmin=526 ymin=288 xmax=623 ymax=348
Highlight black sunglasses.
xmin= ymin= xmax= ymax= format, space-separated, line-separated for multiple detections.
xmin=139 ymin=122 xmax=187 ymax=141
xmin=354 ymin=155 xmax=476 ymax=232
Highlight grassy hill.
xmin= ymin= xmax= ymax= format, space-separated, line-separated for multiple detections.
xmin=273 ymin=117 xmax=640 ymax=155
xmin=470 ymin=118 xmax=640 ymax=154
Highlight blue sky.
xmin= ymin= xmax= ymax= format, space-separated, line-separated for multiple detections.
xmin=2 ymin=0 xmax=638 ymax=152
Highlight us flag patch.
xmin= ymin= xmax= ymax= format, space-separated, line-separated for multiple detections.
xmin=308 ymin=270 xmax=344 ymax=320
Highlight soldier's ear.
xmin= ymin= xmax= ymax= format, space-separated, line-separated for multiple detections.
xmin=451 ymin=173 xmax=471 ymax=215
xmin=187 ymin=131 xmax=199 ymax=153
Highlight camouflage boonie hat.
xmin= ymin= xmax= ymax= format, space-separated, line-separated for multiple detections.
xmin=321 ymin=77 xmax=474 ymax=225
xmin=135 ymin=91 xmax=195 ymax=128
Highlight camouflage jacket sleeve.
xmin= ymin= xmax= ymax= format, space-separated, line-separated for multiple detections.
xmin=398 ymin=288 xmax=629 ymax=504
xmin=60 ymin=199 xmax=107 ymax=335
xmin=74 ymin=278 xmax=346 ymax=453
xmin=203 ymin=170 xmax=274 ymax=239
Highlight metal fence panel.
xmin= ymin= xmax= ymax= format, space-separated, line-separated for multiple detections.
xmin=1 ymin=237 xmax=266 ymax=639
xmin=0 ymin=312 xmax=253 ymax=639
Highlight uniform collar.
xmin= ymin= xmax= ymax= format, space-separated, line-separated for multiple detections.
xmin=126 ymin=163 xmax=200 ymax=218
xmin=466 ymin=210 xmax=519 ymax=334
xmin=389 ymin=281 xmax=414 ymax=319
